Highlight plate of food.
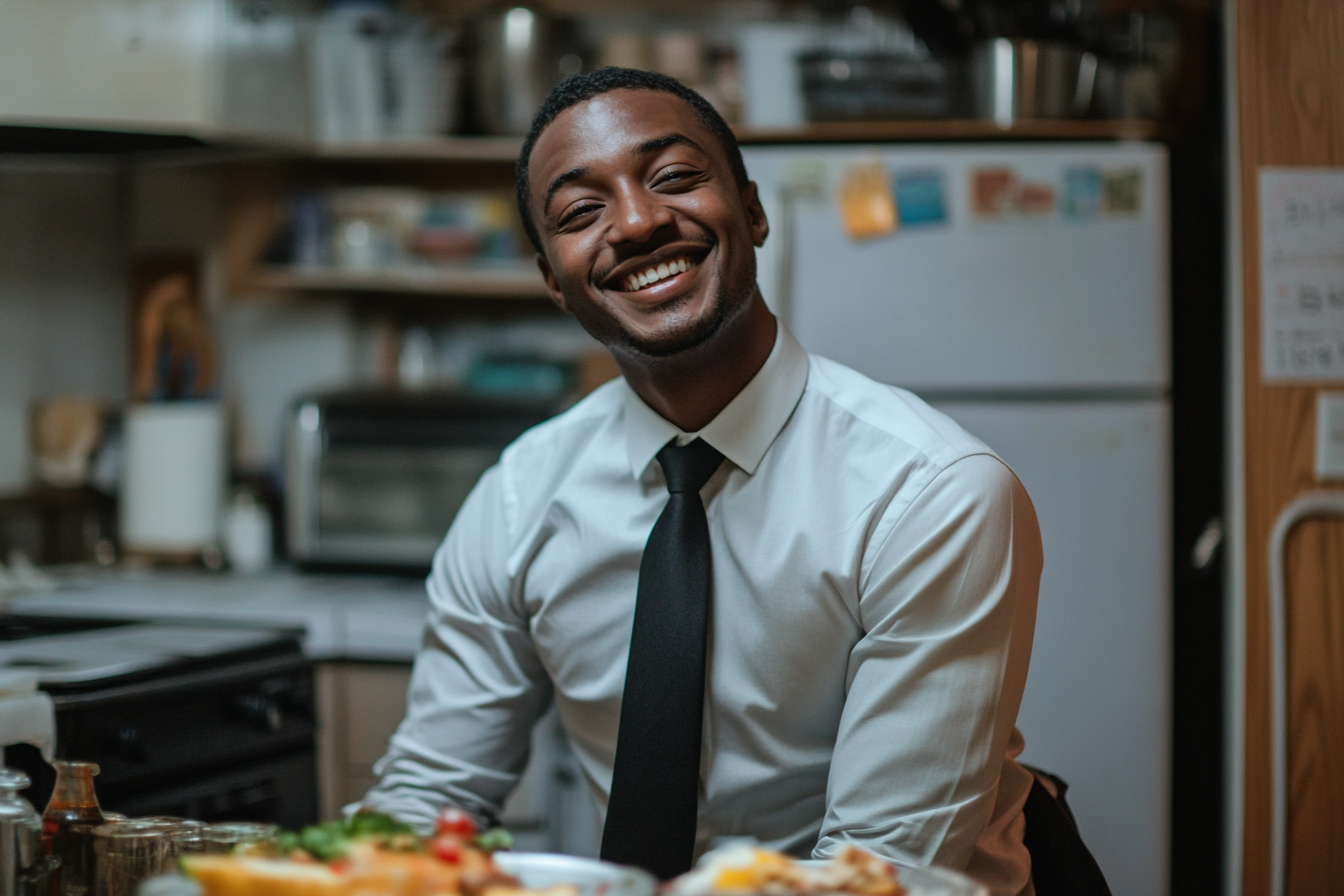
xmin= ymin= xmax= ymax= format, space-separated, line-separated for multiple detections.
xmin=172 ymin=810 xmax=589 ymax=896
xmin=666 ymin=842 xmax=988 ymax=896
xmin=163 ymin=810 xmax=983 ymax=896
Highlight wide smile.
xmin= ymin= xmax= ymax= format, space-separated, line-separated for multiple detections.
xmin=603 ymin=246 xmax=712 ymax=302
xmin=621 ymin=255 xmax=697 ymax=292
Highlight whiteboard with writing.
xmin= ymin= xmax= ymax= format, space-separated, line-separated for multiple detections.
xmin=1260 ymin=167 xmax=1344 ymax=381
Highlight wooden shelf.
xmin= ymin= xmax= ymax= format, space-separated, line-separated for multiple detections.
xmin=253 ymin=263 xmax=549 ymax=299
xmin=734 ymin=118 xmax=1162 ymax=144
xmin=238 ymin=119 xmax=1160 ymax=167
xmin=307 ymin=136 xmax=524 ymax=163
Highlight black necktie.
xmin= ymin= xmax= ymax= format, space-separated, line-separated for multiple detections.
xmin=601 ymin=438 xmax=724 ymax=880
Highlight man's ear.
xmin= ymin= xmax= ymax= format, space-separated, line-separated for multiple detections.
xmin=743 ymin=181 xmax=770 ymax=248
xmin=535 ymin=253 xmax=570 ymax=314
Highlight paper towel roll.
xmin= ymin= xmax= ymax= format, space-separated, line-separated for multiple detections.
xmin=120 ymin=402 xmax=226 ymax=553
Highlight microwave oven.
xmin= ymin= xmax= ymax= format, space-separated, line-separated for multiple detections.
xmin=285 ymin=389 xmax=562 ymax=571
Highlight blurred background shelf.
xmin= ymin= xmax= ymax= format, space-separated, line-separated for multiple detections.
xmin=308 ymin=137 xmax=525 ymax=163
xmin=254 ymin=120 xmax=1164 ymax=166
xmin=735 ymin=118 xmax=1162 ymax=144
xmin=253 ymin=263 xmax=549 ymax=299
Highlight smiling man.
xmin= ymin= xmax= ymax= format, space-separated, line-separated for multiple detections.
xmin=364 ymin=69 xmax=1048 ymax=896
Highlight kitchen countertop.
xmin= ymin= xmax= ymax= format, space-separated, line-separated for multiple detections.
xmin=5 ymin=568 xmax=429 ymax=662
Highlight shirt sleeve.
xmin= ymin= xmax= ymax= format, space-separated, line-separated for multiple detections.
xmin=360 ymin=463 xmax=553 ymax=832
xmin=815 ymin=453 xmax=1042 ymax=871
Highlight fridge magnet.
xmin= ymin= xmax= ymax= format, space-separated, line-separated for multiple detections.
xmin=894 ymin=170 xmax=948 ymax=227
xmin=1017 ymin=182 xmax=1056 ymax=215
xmin=1103 ymin=168 xmax=1143 ymax=214
xmin=1063 ymin=166 xmax=1105 ymax=218
xmin=972 ymin=168 xmax=1017 ymax=218
xmin=837 ymin=161 xmax=897 ymax=240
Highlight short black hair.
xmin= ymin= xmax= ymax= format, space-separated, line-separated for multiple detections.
xmin=515 ymin=67 xmax=750 ymax=254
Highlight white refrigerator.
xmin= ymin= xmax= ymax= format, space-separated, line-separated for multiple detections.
xmin=743 ymin=142 xmax=1171 ymax=896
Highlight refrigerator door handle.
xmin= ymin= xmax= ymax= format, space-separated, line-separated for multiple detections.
xmin=1190 ymin=516 xmax=1224 ymax=571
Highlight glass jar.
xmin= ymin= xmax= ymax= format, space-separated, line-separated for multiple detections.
xmin=41 ymin=762 xmax=104 ymax=896
xmin=91 ymin=822 xmax=175 ymax=896
xmin=199 ymin=823 xmax=280 ymax=856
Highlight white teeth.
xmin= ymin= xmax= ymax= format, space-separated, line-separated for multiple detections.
xmin=621 ymin=257 xmax=696 ymax=292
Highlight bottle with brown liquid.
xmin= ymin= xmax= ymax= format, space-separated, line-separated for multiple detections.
xmin=41 ymin=762 xmax=104 ymax=896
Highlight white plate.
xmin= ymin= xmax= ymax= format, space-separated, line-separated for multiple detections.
xmin=495 ymin=853 xmax=986 ymax=896
xmin=798 ymin=858 xmax=988 ymax=896
xmin=495 ymin=853 xmax=658 ymax=896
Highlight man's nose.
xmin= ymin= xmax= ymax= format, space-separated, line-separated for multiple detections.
xmin=607 ymin=183 xmax=673 ymax=245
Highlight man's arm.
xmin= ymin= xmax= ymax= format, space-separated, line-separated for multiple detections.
xmin=816 ymin=453 xmax=1041 ymax=870
xmin=361 ymin=464 xmax=552 ymax=831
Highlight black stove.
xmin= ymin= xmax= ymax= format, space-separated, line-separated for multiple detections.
xmin=1 ymin=614 xmax=317 ymax=829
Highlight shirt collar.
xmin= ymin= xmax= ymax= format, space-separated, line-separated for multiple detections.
xmin=621 ymin=321 xmax=809 ymax=480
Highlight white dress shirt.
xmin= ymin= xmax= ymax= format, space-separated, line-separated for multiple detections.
xmin=364 ymin=322 xmax=1043 ymax=896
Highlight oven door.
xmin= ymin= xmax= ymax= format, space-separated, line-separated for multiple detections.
xmin=8 ymin=649 xmax=319 ymax=830
xmin=311 ymin=446 xmax=499 ymax=568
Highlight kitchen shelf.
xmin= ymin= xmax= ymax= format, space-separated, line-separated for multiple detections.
xmin=253 ymin=263 xmax=549 ymax=299
xmin=238 ymin=119 xmax=1160 ymax=167
xmin=735 ymin=118 xmax=1162 ymax=144
xmin=308 ymin=136 xmax=525 ymax=163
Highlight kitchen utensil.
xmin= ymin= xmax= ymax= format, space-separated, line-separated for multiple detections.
xmin=199 ymin=823 xmax=278 ymax=855
xmin=222 ymin=492 xmax=272 ymax=574
xmin=119 ymin=402 xmax=225 ymax=557
xmin=799 ymin=51 xmax=956 ymax=121
xmin=470 ymin=6 xmax=576 ymax=135
xmin=0 ymin=768 xmax=44 ymax=896
xmin=308 ymin=4 xmax=394 ymax=143
xmin=92 ymin=821 xmax=177 ymax=896
xmin=31 ymin=398 xmax=102 ymax=489
xmin=132 ymin=274 xmax=217 ymax=404
xmin=387 ymin=20 xmax=461 ymax=138
xmin=43 ymin=762 xmax=103 ymax=896
xmin=971 ymin=38 xmax=1097 ymax=125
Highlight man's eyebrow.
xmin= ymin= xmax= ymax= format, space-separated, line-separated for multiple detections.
xmin=541 ymin=134 xmax=707 ymax=216
xmin=543 ymin=167 xmax=588 ymax=216
xmin=636 ymin=133 xmax=705 ymax=156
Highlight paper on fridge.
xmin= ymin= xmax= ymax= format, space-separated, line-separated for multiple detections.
xmin=1259 ymin=167 xmax=1344 ymax=381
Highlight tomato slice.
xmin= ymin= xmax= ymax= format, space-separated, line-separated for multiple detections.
xmin=431 ymin=834 xmax=462 ymax=864
xmin=434 ymin=808 xmax=478 ymax=840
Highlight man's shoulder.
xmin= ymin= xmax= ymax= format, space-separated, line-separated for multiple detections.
xmin=802 ymin=353 xmax=997 ymax=472
xmin=496 ymin=377 xmax=626 ymax=474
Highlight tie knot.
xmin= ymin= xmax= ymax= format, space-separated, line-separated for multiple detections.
xmin=656 ymin=439 xmax=724 ymax=494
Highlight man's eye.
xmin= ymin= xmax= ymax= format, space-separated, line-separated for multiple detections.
xmin=655 ymin=168 xmax=700 ymax=187
xmin=559 ymin=204 xmax=600 ymax=227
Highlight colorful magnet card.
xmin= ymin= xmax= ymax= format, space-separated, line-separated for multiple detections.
xmin=894 ymin=170 xmax=948 ymax=227
xmin=1104 ymin=169 xmax=1143 ymax=214
xmin=1063 ymin=167 xmax=1104 ymax=219
xmin=838 ymin=162 xmax=897 ymax=240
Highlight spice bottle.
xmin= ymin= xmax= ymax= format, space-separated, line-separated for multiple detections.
xmin=41 ymin=762 xmax=104 ymax=896
xmin=0 ymin=768 xmax=43 ymax=896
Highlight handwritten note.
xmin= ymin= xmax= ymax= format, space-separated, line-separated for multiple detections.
xmin=1260 ymin=168 xmax=1344 ymax=380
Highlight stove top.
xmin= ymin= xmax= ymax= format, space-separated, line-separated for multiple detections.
xmin=0 ymin=614 xmax=299 ymax=685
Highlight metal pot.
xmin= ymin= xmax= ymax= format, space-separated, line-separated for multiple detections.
xmin=971 ymin=38 xmax=1098 ymax=125
xmin=470 ymin=6 xmax=578 ymax=135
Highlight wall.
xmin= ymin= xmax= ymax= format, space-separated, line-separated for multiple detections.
xmin=0 ymin=162 xmax=127 ymax=493
xmin=130 ymin=165 xmax=361 ymax=473
xmin=1231 ymin=0 xmax=1344 ymax=894
xmin=0 ymin=161 xmax=364 ymax=494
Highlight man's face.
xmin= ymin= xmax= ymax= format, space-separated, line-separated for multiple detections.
xmin=528 ymin=89 xmax=768 ymax=357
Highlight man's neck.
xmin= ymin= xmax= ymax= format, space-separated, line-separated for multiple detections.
xmin=615 ymin=294 xmax=777 ymax=433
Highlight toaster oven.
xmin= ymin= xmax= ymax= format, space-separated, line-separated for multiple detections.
xmin=285 ymin=389 xmax=561 ymax=571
